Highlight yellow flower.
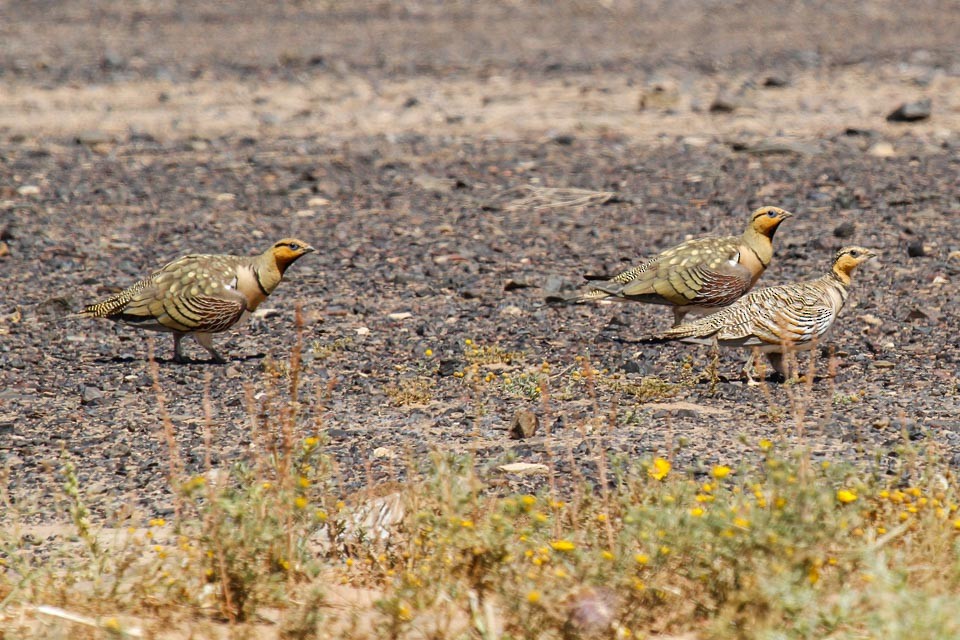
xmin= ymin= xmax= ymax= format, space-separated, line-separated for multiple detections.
xmin=689 ymin=507 xmax=705 ymax=517
xmin=634 ymin=553 xmax=649 ymax=565
xmin=733 ymin=517 xmax=750 ymax=529
xmin=596 ymin=513 xmax=607 ymax=522
xmin=464 ymin=339 xmax=473 ymax=346
xmin=836 ymin=490 xmax=858 ymax=504
xmin=294 ymin=496 xmax=308 ymax=510
xmin=149 ymin=518 xmax=166 ymax=527
xmin=304 ymin=436 xmax=320 ymax=448
xmin=550 ymin=540 xmax=576 ymax=552
xmin=102 ymin=618 xmax=121 ymax=632
xmin=315 ymin=509 xmax=328 ymax=522
xmin=601 ymin=550 xmax=615 ymax=561
xmin=759 ymin=439 xmax=773 ymax=451
xmin=298 ymin=476 xmax=310 ymax=488
xmin=648 ymin=458 xmax=671 ymax=481
xmin=711 ymin=465 xmax=732 ymax=479
xmin=527 ymin=590 xmax=541 ymax=604
xmin=425 ymin=349 xmax=433 ymax=357
xmin=953 ymin=519 xmax=960 ymax=531
xmin=460 ymin=520 xmax=474 ymax=528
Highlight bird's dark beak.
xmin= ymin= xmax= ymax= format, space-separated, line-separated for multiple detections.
xmin=304 ymin=245 xmax=316 ymax=253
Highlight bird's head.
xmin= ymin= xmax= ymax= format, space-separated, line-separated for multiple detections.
xmin=832 ymin=246 xmax=877 ymax=283
xmin=747 ymin=206 xmax=793 ymax=238
xmin=268 ymin=238 xmax=315 ymax=274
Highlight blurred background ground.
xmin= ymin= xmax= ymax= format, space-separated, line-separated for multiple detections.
xmin=1 ymin=0 xmax=958 ymax=523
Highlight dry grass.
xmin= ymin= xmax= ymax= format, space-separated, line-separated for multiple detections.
xmin=3 ymin=327 xmax=960 ymax=639
xmin=501 ymin=186 xmax=616 ymax=213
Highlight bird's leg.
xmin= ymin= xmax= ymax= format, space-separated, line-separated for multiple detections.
xmin=742 ymin=350 xmax=761 ymax=386
xmin=194 ymin=333 xmax=227 ymax=364
xmin=173 ymin=332 xmax=188 ymax=363
xmin=707 ymin=337 xmax=720 ymax=393
xmin=672 ymin=307 xmax=687 ymax=327
xmin=767 ymin=352 xmax=788 ymax=384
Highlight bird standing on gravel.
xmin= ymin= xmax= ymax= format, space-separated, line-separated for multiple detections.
xmin=547 ymin=206 xmax=793 ymax=326
xmin=75 ymin=238 xmax=315 ymax=363
xmin=640 ymin=246 xmax=877 ymax=381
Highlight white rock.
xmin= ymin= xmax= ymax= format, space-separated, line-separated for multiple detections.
xmin=867 ymin=142 xmax=896 ymax=158
xmin=498 ymin=462 xmax=549 ymax=475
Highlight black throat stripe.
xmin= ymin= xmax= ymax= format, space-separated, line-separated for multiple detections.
xmin=746 ymin=245 xmax=769 ymax=268
xmin=253 ymin=270 xmax=270 ymax=297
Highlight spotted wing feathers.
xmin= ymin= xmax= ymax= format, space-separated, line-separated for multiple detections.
xmin=80 ymin=254 xmax=249 ymax=334
xmin=572 ymin=235 xmax=750 ymax=307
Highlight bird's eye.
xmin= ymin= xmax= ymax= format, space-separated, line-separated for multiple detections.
xmin=849 ymin=250 xmax=860 ymax=258
xmin=767 ymin=210 xmax=777 ymax=218
xmin=288 ymin=243 xmax=300 ymax=251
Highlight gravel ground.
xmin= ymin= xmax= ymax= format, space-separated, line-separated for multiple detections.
xmin=1 ymin=1 xmax=959 ymax=525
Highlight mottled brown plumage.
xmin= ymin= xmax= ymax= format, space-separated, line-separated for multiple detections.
xmin=548 ymin=206 xmax=793 ymax=325
xmin=77 ymin=238 xmax=314 ymax=363
xmin=642 ymin=246 xmax=877 ymax=379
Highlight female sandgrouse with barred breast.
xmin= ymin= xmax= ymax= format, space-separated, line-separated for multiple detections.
xmin=642 ymin=246 xmax=877 ymax=381
xmin=76 ymin=238 xmax=314 ymax=363
xmin=548 ymin=206 xmax=793 ymax=326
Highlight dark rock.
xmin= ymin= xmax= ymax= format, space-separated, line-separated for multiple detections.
xmin=621 ymin=359 xmax=646 ymax=375
xmin=886 ymin=99 xmax=932 ymax=122
xmin=907 ymin=241 xmax=927 ymax=257
xmin=709 ymin=91 xmax=738 ymax=113
xmin=762 ymin=72 xmax=790 ymax=88
xmin=80 ymin=386 xmax=105 ymax=405
xmin=833 ymin=221 xmax=856 ymax=239
xmin=552 ymin=133 xmax=576 ymax=146
xmin=437 ymin=359 xmax=459 ymax=377
xmin=542 ymin=275 xmax=568 ymax=297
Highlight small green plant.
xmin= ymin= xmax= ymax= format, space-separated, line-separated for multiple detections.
xmin=385 ymin=377 xmax=436 ymax=406
xmin=310 ymin=336 xmax=353 ymax=360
